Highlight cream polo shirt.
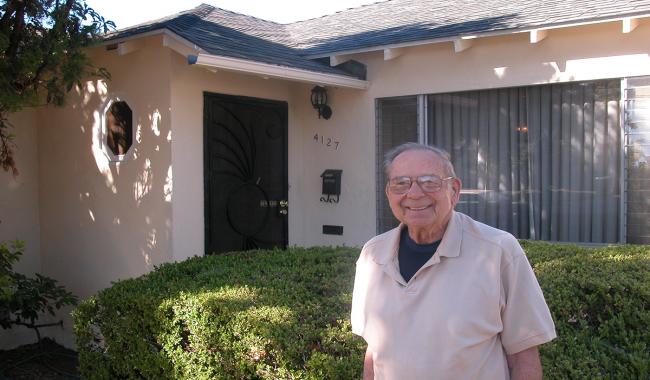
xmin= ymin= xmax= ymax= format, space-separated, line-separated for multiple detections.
xmin=351 ymin=212 xmax=556 ymax=380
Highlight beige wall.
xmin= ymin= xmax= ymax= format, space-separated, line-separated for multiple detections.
xmin=36 ymin=36 xmax=174 ymax=347
xmin=363 ymin=21 xmax=650 ymax=97
xmin=0 ymin=109 xmax=42 ymax=349
xmin=287 ymin=84 xmax=377 ymax=246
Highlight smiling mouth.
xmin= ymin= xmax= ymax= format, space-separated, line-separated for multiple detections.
xmin=406 ymin=205 xmax=430 ymax=211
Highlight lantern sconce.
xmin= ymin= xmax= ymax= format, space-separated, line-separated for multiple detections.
xmin=310 ymin=86 xmax=332 ymax=120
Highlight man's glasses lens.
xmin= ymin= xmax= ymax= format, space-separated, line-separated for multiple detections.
xmin=388 ymin=175 xmax=449 ymax=194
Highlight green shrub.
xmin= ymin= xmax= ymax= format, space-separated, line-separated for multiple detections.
xmin=73 ymin=243 xmax=650 ymax=379
xmin=1 ymin=240 xmax=78 ymax=342
xmin=521 ymin=241 xmax=650 ymax=379
xmin=73 ymin=247 xmax=365 ymax=379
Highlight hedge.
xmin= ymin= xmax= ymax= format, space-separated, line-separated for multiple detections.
xmin=73 ymin=243 xmax=650 ymax=379
xmin=520 ymin=242 xmax=650 ymax=379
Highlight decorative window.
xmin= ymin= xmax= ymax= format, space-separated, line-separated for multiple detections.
xmin=102 ymin=98 xmax=134 ymax=161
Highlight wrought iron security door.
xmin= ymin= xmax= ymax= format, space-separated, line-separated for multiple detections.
xmin=204 ymin=93 xmax=288 ymax=254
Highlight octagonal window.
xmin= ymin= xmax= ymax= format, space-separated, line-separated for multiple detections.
xmin=105 ymin=101 xmax=133 ymax=156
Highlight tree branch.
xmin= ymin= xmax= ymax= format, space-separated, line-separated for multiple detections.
xmin=6 ymin=0 xmax=26 ymax=62
xmin=10 ymin=319 xmax=64 ymax=329
xmin=0 ymin=1 xmax=17 ymax=34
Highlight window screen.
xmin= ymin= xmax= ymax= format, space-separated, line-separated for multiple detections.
xmin=376 ymin=96 xmax=418 ymax=233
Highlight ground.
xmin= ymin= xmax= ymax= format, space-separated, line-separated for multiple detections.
xmin=0 ymin=339 xmax=79 ymax=379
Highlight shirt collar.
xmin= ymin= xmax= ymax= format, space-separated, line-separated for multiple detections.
xmin=371 ymin=211 xmax=463 ymax=265
xmin=436 ymin=211 xmax=462 ymax=258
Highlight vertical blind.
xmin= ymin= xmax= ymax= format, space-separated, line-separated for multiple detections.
xmin=377 ymin=80 xmax=622 ymax=244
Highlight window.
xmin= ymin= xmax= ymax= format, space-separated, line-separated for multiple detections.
xmin=377 ymin=80 xmax=624 ymax=244
xmin=102 ymin=99 xmax=133 ymax=160
xmin=624 ymin=77 xmax=650 ymax=244
xmin=376 ymin=96 xmax=418 ymax=232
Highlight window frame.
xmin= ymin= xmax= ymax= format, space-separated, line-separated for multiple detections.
xmin=100 ymin=96 xmax=136 ymax=162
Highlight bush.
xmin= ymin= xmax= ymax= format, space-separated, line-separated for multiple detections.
xmin=73 ymin=247 xmax=365 ymax=379
xmin=522 ymin=241 xmax=650 ymax=379
xmin=73 ymin=243 xmax=650 ymax=379
xmin=1 ymin=240 xmax=78 ymax=342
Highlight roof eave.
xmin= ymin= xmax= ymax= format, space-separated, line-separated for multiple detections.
xmin=100 ymin=28 xmax=206 ymax=54
xmin=188 ymin=53 xmax=369 ymax=89
xmin=305 ymin=13 xmax=650 ymax=59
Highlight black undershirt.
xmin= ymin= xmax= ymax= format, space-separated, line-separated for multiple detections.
xmin=398 ymin=227 xmax=441 ymax=283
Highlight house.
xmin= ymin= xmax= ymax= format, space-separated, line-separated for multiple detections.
xmin=2 ymin=0 xmax=649 ymax=348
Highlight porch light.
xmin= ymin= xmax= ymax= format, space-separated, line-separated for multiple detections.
xmin=310 ymin=86 xmax=332 ymax=120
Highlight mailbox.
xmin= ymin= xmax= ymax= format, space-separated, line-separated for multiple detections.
xmin=320 ymin=169 xmax=342 ymax=203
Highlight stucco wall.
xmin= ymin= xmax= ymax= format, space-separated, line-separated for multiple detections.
xmin=286 ymin=84 xmax=377 ymax=247
xmin=0 ymin=109 xmax=41 ymax=349
xmin=362 ymin=20 xmax=650 ymax=97
xmin=36 ymin=36 xmax=174 ymax=347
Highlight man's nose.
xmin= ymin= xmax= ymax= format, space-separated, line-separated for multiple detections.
xmin=406 ymin=180 xmax=426 ymax=197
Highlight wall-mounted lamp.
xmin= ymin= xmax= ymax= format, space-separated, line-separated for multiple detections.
xmin=310 ymin=86 xmax=332 ymax=120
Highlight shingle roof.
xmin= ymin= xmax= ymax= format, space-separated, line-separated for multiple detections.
xmin=287 ymin=0 xmax=650 ymax=56
xmin=104 ymin=4 xmax=349 ymax=77
xmin=106 ymin=1 xmax=650 ymax=74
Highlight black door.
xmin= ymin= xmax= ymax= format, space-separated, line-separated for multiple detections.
xmin=204 ymin=93 xmax=288 ymax=254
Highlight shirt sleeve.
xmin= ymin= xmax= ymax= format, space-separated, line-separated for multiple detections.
xmin=499 ymin=236 xmax=557 ymax=355
xmin=351 ymin=248 xmax=370 ymax=337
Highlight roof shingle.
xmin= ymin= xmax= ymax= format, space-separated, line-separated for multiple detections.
xmin=106 ymin=1 xmax=650 ymax=75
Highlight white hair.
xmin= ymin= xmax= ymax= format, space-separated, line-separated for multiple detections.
xmin=383 ymin=142 xmax=457 ymax=178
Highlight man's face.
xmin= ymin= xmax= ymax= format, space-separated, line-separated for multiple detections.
xmin=385 ymin=149 xmax=461 ymax=234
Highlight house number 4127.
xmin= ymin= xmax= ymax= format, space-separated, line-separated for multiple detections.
xmin=313 ymin=133 xmax=340 ymax=150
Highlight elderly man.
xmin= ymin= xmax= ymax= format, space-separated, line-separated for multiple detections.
xmin=351 ymin=143 xmax=556 ymax=380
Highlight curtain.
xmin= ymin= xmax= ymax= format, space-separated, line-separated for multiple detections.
xmin=426 ymin=80 xmax=621 ymax=244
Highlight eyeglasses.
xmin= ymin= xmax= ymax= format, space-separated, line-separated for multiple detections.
xmin=387 ymin=175 xmax=454 ymax=194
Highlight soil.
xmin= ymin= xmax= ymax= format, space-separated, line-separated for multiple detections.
xmin=0 ymin=338 xmax=80 ymax=380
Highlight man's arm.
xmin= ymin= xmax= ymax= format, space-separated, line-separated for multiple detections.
xmin=363 ymin=347 xmax=374 ymax=380
xmin=506 ymin=346 xmax=542 ymax=380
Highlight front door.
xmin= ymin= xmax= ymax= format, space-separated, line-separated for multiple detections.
xmin=204 ymin=93 xmax=288 ymax=254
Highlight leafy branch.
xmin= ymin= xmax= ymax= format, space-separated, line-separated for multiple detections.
xmin=0 ymin=0 xmax=114 ymax=175
xmin=1 ymin=240 xmax=78 ymax=343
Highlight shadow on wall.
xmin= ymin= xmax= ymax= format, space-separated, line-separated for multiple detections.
xmin=53 ymin=79 xmax=173 ymax=293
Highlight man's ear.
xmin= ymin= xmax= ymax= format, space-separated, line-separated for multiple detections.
xmin=451 ymin=178 xmax=462 ymax=203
